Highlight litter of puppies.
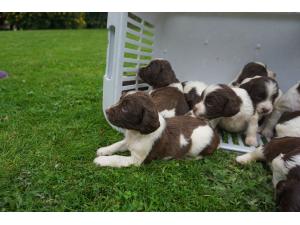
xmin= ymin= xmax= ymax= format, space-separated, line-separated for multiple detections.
xmin=96 ymin=59 xmax=300 ymax=211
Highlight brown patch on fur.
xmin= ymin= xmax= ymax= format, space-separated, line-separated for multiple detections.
xmin=144 ymin=115 xmax=218 ymax=163
xmin=297 ymin=83 xmax=300 ymax=94
xmin=263 ymin=137 xmax=300 ymax=162
xmin=202 ymin=84 xmax=242 ymax=119
xmin=234 ymin=62 xmax=268 ymax=85
xmin=138 ymin=59 xmax=179 ymax=89
xmin=150 ymin=87 xmax=190 ymax=116
xmin=278 ymin=111 xmax=300 ymax=124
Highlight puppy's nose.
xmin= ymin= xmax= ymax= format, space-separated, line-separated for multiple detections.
xmin=261 ymin=108 xmax=270 ymax=114
xmin=105 ymin=108 xmax=111 ymax=115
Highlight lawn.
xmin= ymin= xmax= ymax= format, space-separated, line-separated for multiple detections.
xmin=0 ymin=29 xmax=275 ymax=211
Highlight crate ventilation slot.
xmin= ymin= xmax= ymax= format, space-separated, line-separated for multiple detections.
xmin=122 ymin=13 xmax=155 ymax=93
xmin=219 ymin=129 xmax=268 ymax=153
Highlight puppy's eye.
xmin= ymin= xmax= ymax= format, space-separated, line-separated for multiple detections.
xmin=121 ymin=105 xmax=129 ymax=113
xmin=205 ymin=98 xmax=214 ymax=107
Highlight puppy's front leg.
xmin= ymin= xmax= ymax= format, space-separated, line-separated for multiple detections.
xmin=96 ymin=139 xmax=127 ymax=156
xmin=261 ymin=109 xmax=283 ymax=138
xmin=94 ymin=155 xmax=141 ymax=168
xmin=236 ymin=146 xmax=265 ymax=165
xmin=245 ymin=112 xmax=259 ymax=146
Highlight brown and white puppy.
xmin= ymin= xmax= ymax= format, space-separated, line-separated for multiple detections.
xmin=138 ymin=59 xmax=189 ymax=118
xmin=236 ymin=137 xmax=300 ymax=211
xmin=230 ymin=61 xmax=276 ymax=87
xmin=94 ymin=91 xmax=219 ymax=167
xmin=261 ymin=82 xmax=300 ymax=138
xmin=239 ymin=76 xmax=280 ymax=116
xmin=182 ymin=81 xmax=207 ymax=110
xmin=193 ymin=84 xmax=259 ymax=146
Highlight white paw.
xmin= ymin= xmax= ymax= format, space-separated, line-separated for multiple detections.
xmin=93 ymin=156 xmax=111 ymax=167
xmin=245 ymin=136 xmax=258 ymax=146
xmin=236 ymin=154 xmax=252 ymax=165
xmin=96 ymin=147 xmax=111 ymax=156
xmin=261 ymin=128 xmax=274 ymax=139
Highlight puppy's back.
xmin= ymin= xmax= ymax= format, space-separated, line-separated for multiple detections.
xmin=151 ymin=87 xmax=189 ymax=117
xmin=263 ymin=137 xmax=300 ymax=162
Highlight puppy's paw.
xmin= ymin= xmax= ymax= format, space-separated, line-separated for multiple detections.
xmin=245 ymin=136 xmax=258 ymax=147
xmin=236 ymin=154 xmax=252 ymax=165
xmin=261 ymin=128 xmax=274 ymax=139
xmin=93 ymin=156 xmax=111 ymax=167
xmin=96 ymin=147 xmax=111 ymax=156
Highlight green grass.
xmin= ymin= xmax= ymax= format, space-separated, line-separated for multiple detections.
xmin=0 ymin=29 xmax=275 ymax=211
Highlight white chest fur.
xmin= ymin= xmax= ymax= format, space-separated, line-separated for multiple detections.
xmin=125 ymin=115 xmax=166 ymax=161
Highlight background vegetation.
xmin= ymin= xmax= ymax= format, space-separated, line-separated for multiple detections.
xmin=0 ymin=12 xmax=107 ymax=30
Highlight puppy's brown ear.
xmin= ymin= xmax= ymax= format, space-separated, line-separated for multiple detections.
xmin=297 ymin=83 xmax=300 ymax=94
xmin=240 ymin=80 xmax=255 ymax=98
xmin=276 ymin=180 xmax=288 ymax=205
xmin=223 ymin=96 xmax=241 ymax=117
xmin=219 ymin=85 xmax=242 ymax=117
xmin=139 ymin=106 xmax=160 ymax=134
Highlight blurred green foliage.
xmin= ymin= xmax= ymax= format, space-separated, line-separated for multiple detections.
xmin=0 ymin=12 xmax=107 ymax=30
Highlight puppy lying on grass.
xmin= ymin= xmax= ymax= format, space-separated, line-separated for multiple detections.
xmin=94 ymin=91 xmax=219 ymax=168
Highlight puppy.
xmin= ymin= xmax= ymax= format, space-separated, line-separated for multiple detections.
xmin=230 ymin=61 xmax=276 ymax=87
xmin=193 ymin=84 xmax=259 ymax=146
xmin=236 ymin=137 xmax=300 ymax=211
xmin=138 ymin=59 xmax=189 ymax=118
xmin=182 ymin=81 xmax=207 ymax=110
xmin=261 ymin=82 xmax=300 ymax=138
xmin=94 ymin=91 xmax=220 ymax=167
xmin=239 ymin=76 xmax=280 ymax=116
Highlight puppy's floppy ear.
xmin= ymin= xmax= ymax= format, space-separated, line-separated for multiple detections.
xmin=276 ymin=180 xmax=288 ymax=204
xmin=223 ymin=94 xmax=241 ymax=117
xmin=218 ymin=85 xmax=242 ymax=117
xmin=240 ymin=80 xmax=255 ymax=96
xmin=139 ymin=105 xmax=160 ymax=134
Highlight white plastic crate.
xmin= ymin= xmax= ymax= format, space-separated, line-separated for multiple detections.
xmin=102 ymin=12 xmax=300 ymax=153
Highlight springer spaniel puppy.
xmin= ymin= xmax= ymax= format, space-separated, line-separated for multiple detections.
xmin=261 ymin=82 xmax=300 ymax=138
xmin=236 ymin=137 xmax=300 ymax=211
xmin=239 ymin=76 xmax=280 ymax=116
xmin=138 ymin=59 xmax=189 ymax=118
xmin=94 ymin=91 xmax=219 ymax=167
xmin=182 ymin=81 xmax=207 ymax=110
xmin=230 ymin=61 xmax=276 ymax=87
xmin=193 ymin=84 xmax=258 ymax=146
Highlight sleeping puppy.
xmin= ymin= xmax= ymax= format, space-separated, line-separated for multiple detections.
xmin=236 ymin=137 xmax=300 ymax=211
xmin=230 ymin=61 xmax=276 ymax=87
xmin=182 ymin=81 xmax=207 ymax=110
xmin=193 ymin=84 xmax=259 ymax=146
xmin=261 ymin=82 xmax=300 ymax=138
xmin=94 ymin=91 xmax=220 ymax=167
xmin=138 ymin=59 xmax=189 ymax=118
